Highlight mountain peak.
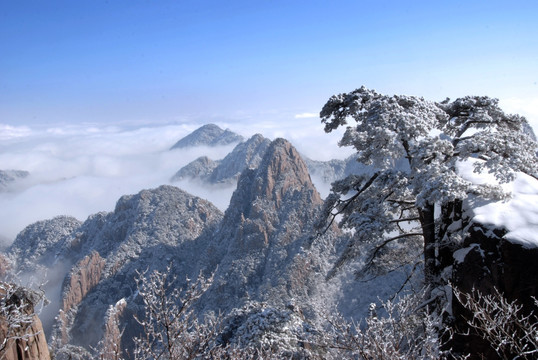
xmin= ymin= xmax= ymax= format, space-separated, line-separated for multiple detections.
xmin=253 ymin=138 xmax=321 ymax=208
xmin=223 ymin=138 xmax=322 ymax=239
xmin=170 ymin=124 xmax=244 ymax=149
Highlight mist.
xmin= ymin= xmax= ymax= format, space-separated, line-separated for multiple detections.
xmin=0 ymin=120 xmax=346 ymax=243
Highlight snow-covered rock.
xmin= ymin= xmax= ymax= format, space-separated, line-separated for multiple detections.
xmin=169 ymin=124 xmax=243 ymax=149
xmin=171 ymin=133 xmax=271 ymax=185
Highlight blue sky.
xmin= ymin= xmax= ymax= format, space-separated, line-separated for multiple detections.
xmin=1 ymin=0 xmax=537 ymax=127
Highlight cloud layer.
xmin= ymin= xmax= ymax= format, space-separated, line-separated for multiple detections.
xmin=0 ymin=120 xmax=347 ymax=244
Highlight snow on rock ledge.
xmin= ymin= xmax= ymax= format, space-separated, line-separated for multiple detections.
xmin=459 ymin=160 xmax=538 ymax=248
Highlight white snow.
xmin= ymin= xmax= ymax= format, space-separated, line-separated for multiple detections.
xmin=458 ymin=160 xmax=538 ymax=248
xmin=453 ymin=245 xmax=478 ymax=264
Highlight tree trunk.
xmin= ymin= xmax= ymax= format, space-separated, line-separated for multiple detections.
xmin=419 ymin=204 xmax=437 ymax=288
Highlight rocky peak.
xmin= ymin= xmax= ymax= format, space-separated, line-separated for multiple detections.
xmin=208 ymin=134 xmax=271 ymax=184
xmin=170 ymin=156 xmax=218 ymax=182
xmin=254 ymin=138 xmax=320 ymax=207
xmin=201 ymin=138 xmax=324 ymax=312
xmin=170 ymin=133 xmax=271 ymax=185
xmin=170 ymin=124 xmax=243 ymax=149
xmin=225 ymin=138 xmax=321 ymax=226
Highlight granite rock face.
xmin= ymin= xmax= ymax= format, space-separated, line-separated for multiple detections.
xmin=208 ymin=133 xmax=271 ymax=184
xmin=170 ymin=124 xmax=243 ymax=149
xmin=200 ymin=138 xmax=325 ymax=313
xmin=0 ymin=283 xmax=51 ymax=360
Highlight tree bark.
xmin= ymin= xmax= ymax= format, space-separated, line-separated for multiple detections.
xmin=419 ymin=204 xmax=437 ymax=287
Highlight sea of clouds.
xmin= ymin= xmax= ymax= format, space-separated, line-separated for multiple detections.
xmin=0 ymin=119 xmax=349 ymax=244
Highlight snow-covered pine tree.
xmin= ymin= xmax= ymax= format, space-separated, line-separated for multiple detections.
xmin=318 ymin=86 xmax=538 ymax=299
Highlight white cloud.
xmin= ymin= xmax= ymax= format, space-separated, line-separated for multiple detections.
xmin=0 ymin=123 xmax=240 ymax=240
xmin=294 ymin=112 xmax=319 ymax=119
xmin=0 ymin=119 xmax=347 ymax=242
xmin=0 ymin=124 xmax=32 ymax=140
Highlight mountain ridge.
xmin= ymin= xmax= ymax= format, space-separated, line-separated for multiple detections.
xmin=170 ymin=124 xmax=244 ymax=149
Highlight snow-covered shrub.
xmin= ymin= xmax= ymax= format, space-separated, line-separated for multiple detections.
xmin=315 ymin=290 xmax=453 ymax=360
xmin=132 ymin=266 xmax=221 ymax=360
xmin=454 ymin=287 xmax=538 ymax=359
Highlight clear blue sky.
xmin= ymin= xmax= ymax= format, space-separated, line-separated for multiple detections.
xmin=1 ymin=0 xmax=537 ymax=127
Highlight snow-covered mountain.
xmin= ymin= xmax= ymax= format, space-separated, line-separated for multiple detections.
xmin=5 ymin=138 xmax=345 ymax=354
xmin=4 ymin=123 xmax=538 ymax=359
xmin=171 ymin=133 xmax=271 ymax=184
xmin=171 ymin=131 xmax=366 ymax=187
xmin=0 ymin=169 xmax=29 ymax=192
xmin=169 ymin=123 xmax=244 ymax=149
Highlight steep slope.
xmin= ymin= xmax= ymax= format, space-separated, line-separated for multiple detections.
xmin=171 ymin=133 xmax=271 ymax=185
xmin=200 ymin=138 xmax=325 ymax=313
xmin=0 ymin=283 xmax=51 ymax=360
xmin=8 ymin=186 xmax=224 ymax=351
xmin=208 ymin=133 xmax=271 ymax=184
xmin=169 ymin=124 xmax=243 ymax=149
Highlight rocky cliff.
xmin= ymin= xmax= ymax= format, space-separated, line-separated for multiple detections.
xmin=451 ymin=222 xmax=538 ymax=358
xmin=199 ymin=138 xmax=326 ymax=312
xmin=0 ymin=283 xmax=51 ymax=360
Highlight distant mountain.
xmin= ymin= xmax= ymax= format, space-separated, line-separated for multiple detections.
xmin=170 ymin=124 xmax=243 ymax=149
xmin=4 ymin=136 xmax=417 ymax=358
xmin=171 ymin=127 xmax=372 ymax=187
xmin=0 ymin=169 xmax=29 ymax=192
xmin=208 ymin=133 xmax=271 ymax=184
xmin=171 ymin=133 xmax=271 ymax=185
xmin=170 ymin=156 xmax=219 ymax=182
xmin=301 ymin=155 xmax=372 ymax=184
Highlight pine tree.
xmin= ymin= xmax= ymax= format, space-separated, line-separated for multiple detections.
xmin=318 ymin=86 xmax=538 ymax=297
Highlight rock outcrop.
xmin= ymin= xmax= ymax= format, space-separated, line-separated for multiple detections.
xmin=200 ymin=138 xmax=325 ymax=313
xmin=451 ymin=222 xmax=538 ymax=358
xmin=170 ymin=124 xmax=243 ymax=149
xmin=208 ymin=133 xmax=271 ymax=184
xmin=0 ymin=283 xmax=51 ymax=360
